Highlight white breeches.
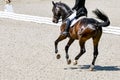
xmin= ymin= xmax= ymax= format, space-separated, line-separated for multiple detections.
xmin=68 ymin=11 xmax=76 ymax=20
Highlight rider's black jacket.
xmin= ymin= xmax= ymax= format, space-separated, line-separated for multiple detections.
xmin=72 ymin=0 xmax=88 ymax=19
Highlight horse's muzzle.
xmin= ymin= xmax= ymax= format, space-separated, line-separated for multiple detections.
xmin=52 ymin=19 xmax=58 ymax=23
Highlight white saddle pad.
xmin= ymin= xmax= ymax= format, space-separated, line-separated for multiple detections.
xmin=70 ymin=16 xmax=86 ymax=27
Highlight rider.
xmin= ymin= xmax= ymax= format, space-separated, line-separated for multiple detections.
xmin=62 ymin=0 xmax=88 ymax=36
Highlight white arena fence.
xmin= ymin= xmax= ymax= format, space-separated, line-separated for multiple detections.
xmin=0 ymin=11 xmax=120 ymax=36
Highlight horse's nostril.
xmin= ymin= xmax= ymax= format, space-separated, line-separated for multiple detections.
xmin=55 ymin=21 xmax=58 ymax=23
xmin=52 ymin=20 xmax=55 ymax=23
xmin=53 ymin=20 xmax=58 ymax=23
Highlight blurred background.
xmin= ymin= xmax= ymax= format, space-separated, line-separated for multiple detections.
xmin=0 ymin=0 xmax=120 ymax=26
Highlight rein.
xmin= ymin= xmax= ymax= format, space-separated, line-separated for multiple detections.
xmin=58 ymin=3 xmax=73 ymax=21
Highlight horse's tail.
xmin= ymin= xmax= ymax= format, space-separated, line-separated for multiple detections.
xmin=93 ymin=9 xmax=110 ymax=27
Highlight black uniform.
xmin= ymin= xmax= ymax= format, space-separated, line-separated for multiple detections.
xmin=63 ymin=0 xmax=88 ymax=36
xmin=72 ymin=0 xmax=87 ymax=18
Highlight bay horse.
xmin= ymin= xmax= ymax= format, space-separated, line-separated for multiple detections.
xmin=52 ymin=1 xmax=110 ymax=70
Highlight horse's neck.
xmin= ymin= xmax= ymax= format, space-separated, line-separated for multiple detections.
xmin=61 ymin=9 xmax=73 ymax=22
xmin=61 ymin=12 xmax=68 ymax=21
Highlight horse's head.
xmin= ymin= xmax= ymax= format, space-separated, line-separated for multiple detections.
xmin=52 ymin=1 xmax=73 ymax=23
xmin=52 ymin=1 xmax=62 ymax=23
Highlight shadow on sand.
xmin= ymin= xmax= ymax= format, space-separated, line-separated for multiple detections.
xmin=64 ymin=65 xmax=120 ymax=71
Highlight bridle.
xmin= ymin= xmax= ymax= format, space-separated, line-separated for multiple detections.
xmin=52 ymin=2 xmax=73 ymax=23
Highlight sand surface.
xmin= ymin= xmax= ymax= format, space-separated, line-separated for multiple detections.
xmin=0 ymin=0 xmax=120 ymax=80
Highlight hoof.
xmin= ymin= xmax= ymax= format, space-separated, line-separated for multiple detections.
xmin=55 ymin=50 xmax=58 ymax=53
xmin=56 ymin=54 xmax=61 ymax=59
xmin=89 ymin=68 xmax=94 ymax=71
xmin=73 ymin=60 xmax=77 ymax=65
xmin=89 ymin=65 xmax=94 ymax=71
xmin=67 ymin=59 xmax=71 ymax=65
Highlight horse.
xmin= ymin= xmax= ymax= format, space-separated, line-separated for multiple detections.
xmin=52 ymin=1 xmax=110 ymax=70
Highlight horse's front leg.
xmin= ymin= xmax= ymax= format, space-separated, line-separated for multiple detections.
xmin=65 ymin=38 xmax=75 ymax=64
xmin=55 ymin=34 xmax=67 ymax=59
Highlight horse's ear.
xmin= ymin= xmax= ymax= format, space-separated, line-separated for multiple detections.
xmin=52 ymin=1 xmax=56 ymax=7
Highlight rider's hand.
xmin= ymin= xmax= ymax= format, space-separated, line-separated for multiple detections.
xmin=72 ymin=9 xmax=76 ymax=12
xmin=72 ymin=7 xmax=75 ymax=10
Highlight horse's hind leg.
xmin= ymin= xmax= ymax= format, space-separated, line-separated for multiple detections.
xmin=73 ymin=40 xmax=86 ymax=65
xmin=90 ymin=43 xmax=98 ymax=71
xmin=65 ymin=38 xmax=74 ymax=64
xmin=90 ymin=34 xmax=102 ymax=71
xmin=55 ymin=35 xmax=67 ymax=59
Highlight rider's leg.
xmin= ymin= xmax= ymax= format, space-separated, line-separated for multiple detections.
xmin=62 ymin=11 xmax=76 ymax=36
xmin=62 ymin=19 xmax=71 ymax=36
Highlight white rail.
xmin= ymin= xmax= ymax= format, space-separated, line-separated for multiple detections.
xmin=0 ymin=11 xmax=120 ymax=36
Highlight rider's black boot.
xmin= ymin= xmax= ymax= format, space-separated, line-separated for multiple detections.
xmin=62 ymin=19 xmax=71 ymax=36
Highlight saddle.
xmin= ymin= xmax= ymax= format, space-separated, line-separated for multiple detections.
xmin=70 ymin=16 xmax=86 ymax=27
